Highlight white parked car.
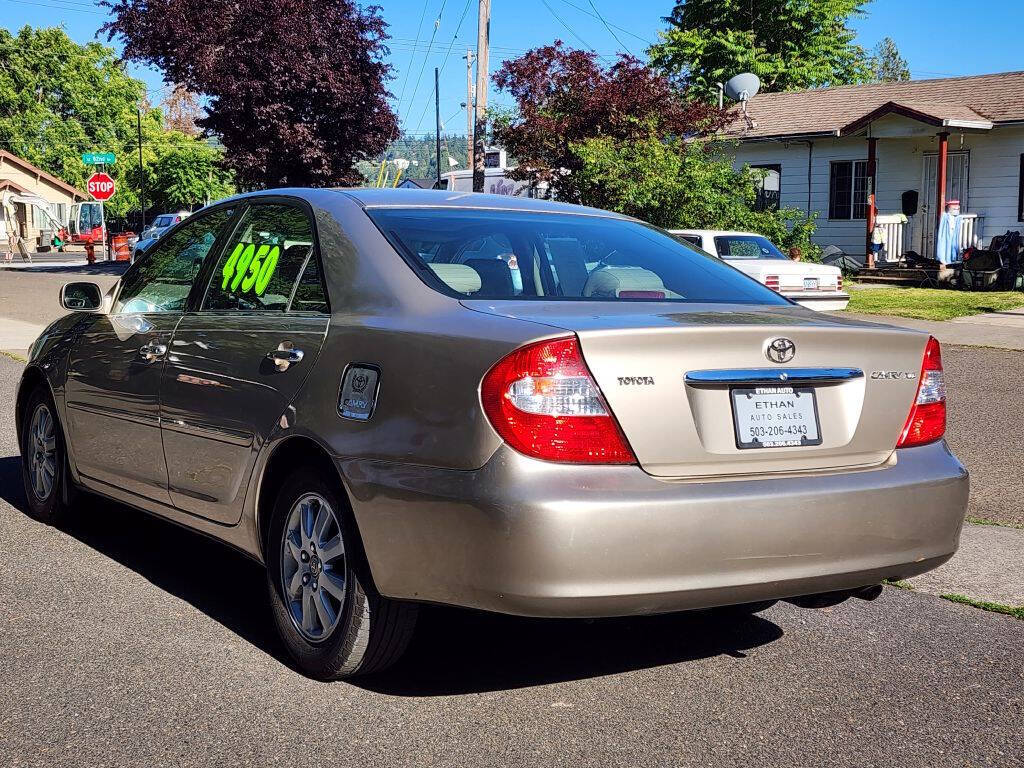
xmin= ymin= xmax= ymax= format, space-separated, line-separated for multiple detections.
xmin=669 ymin=230 xmax=850 ymax=311
xmin=138 ymin=211 xmax=191 ymax=242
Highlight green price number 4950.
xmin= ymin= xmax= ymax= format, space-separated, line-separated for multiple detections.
xmin=220 ymin=242 xmax=280 ymax=296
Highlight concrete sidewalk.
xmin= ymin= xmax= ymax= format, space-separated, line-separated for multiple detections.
xmin=0 ymin=258 xmax=92 ymax=270
xmin=840 ymin=308 xmax=1024 ymax=350
xmin=0 ymin=317 xmax=44 ymax=359
xmin=905 ymin=523 xmax=1024 ymax=608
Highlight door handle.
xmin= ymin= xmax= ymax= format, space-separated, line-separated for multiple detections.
xmin=139 ymin=341 xmax=167 ymax=362
xmin=267 ymin=342 xmax=304 ymax=371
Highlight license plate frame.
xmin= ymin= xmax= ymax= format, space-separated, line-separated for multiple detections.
xmin=803 ymin=277 xmax=819 ymax=290
xmin=731 ymin=386 xmax=823 ymax=449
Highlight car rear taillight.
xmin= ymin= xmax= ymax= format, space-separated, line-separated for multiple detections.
xmin=481 ymin=336 xmax=636 ymax=464
xmin=836 ymin=274 xmax=843 ymax=291
xmin=896 ymin=336 xmax=946 ymax=448
xmin=764 ymin=275 xmax=780 ymax=291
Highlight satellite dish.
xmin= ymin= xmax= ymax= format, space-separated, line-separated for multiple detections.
xmin=724 ymin=73 xmax=761 ymax=103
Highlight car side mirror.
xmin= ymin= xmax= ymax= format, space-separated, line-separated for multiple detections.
xmin=60 ymin=281 xmax=103 ymax=312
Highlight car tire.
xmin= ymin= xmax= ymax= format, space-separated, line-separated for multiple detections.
xmin=266 ymin=468 xmax=417 ymax=680
xmin=20 ymin=387 xmax=73 ymax=525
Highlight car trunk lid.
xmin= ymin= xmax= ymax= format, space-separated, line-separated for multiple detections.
xmin=463 ymin=301 xmax=927 ymax=478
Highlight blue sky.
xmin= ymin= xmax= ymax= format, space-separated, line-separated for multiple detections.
xmin=3 ymin=0 xmax=1023 ymax=139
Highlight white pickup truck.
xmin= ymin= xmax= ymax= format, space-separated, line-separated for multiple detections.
xmin=669 ymin=229 xmax=850 ymax=311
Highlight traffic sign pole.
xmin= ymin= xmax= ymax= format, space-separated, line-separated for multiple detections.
xmin=86 ymin=171 xmax=115 ymax=259
xmin=101 ymin=165 xmax=107 ymax=260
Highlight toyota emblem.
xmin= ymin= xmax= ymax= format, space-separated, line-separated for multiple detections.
xmin=765 ymin=337 xmax=796 ymax=364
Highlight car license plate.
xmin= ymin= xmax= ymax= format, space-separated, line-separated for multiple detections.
xmin=731 ymin=386 xmax=822 ymax=449
xmin=803 ymin=277 xmax=819 ymax=290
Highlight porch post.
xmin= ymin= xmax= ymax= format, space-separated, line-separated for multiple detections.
xmin=866 ymin=136 xmax=877 ymax=269
xmin=936 ymin=131 xmax=949 ymax=233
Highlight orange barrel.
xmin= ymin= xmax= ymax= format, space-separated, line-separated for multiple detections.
xmin=112 ymin=234 xmax=133 ymax=261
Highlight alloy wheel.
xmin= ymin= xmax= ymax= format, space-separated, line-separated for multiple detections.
xmin=28 ymin=403 xmax=57 ymax=502
xmin=280 ymin=493 xmax=348 ymax=643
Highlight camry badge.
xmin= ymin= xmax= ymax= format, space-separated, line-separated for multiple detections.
xmin=765 ymin=337 xmax=796 ymax=364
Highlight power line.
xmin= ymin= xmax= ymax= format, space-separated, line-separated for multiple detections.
xmin=409 ymin=0 xmax=472 ymax=136
xmin=389 ymin=37 xmax=620 ymax=57
xmin=538 ymin=0 xmax=608 ymax=62
xmin=401 ymin=0 xmax=449 ymax=130
xmin=585 ymin=0 xmax=634 ymax=55
xmin=1 ymin=0 xmax=105 ymax=14
xmin=558 ymin=0 xmax=653 ymax=45
xmin=394 ymin=0 xmax=430 ymax=116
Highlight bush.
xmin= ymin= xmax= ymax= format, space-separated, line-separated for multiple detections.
xmin=571 ymin=130 xmax=820 ymax=256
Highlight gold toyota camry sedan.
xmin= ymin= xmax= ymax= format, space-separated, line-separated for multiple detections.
xmin=16 ymin=189 xmax=968 ymax=679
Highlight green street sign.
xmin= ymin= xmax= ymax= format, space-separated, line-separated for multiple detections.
xmin=82 ymin=152 xmax=116 ymax=165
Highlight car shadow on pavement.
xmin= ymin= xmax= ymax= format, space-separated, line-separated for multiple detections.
xmin=0 ymin=454 xmax=291 ymax=668
xmin=358 ymin=605 xmax=784 ymax=696
xmin=0 ymin=453 xmax=784 ymax=693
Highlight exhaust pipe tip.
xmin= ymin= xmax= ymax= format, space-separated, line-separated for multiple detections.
xmin=786 ymin=583 xmax=884 ymax=609
xmin=854 ymin=583 xmax=883 ymax=602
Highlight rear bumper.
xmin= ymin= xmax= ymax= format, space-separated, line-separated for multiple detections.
xmin=339 ymin=441 xmax=968 ymax=617
xmin=785 ymin=292 xmax=851 ymax=312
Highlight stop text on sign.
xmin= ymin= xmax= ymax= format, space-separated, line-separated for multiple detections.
xmin=87 ymin=173 xmax=116 ymax=201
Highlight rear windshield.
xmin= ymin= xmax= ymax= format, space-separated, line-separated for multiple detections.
xmin=153 ymin=215 xmax=176 ymax=228
xmin=714 ymin=234 xmax=787 ymax=260
xmin=367 ymin=208 xmax=788 ymax=305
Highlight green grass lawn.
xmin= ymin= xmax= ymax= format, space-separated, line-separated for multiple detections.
xmin=846 ymin=285 xmax=1024 ymax=321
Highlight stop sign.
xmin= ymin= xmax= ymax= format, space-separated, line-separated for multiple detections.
xmin=87 ymin=172 xmax=116 ymax=201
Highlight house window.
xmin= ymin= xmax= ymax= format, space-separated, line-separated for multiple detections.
xmin=752 ymin=164 xmax=781 ymax=211
xmin=1018 ymin=154 xmax=1023 ymax=222
xmin=829 ymin=160 xmax=869 ymax=220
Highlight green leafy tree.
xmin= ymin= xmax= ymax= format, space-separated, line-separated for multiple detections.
xmin=0 ymin=26 xmax=146 ymax=216
xmin=572 ymin=127 xmax=819 ymax=256
xmin=150 ymin=134 xmax=234 ymax=209
xmin=649 ymin=0 xmax=874 ymax=102
xmin=871 ymin=37 xmax=910 ymax=82
xmin=0 ymin=26 xmax=234 ymax=220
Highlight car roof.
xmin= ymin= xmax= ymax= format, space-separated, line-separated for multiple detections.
xmin=338 ymin=188 xmax=631 ymax=219
xmin=194 ymin=187 xmax=638 ymax=221
xmin=669 ymin=229 xmax=766 ymax=239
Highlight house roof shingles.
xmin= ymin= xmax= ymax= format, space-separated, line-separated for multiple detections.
xmin=727 ymin=71 xmax=1024 ymax=140
xmin=0 ymin=150 xmax=87 ymax=199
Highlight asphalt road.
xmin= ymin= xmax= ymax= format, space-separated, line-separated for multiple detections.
xmin=1 ymin=357 xmax=1023 ymax=766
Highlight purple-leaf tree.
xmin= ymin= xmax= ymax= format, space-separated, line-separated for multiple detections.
xmin=491 ymin=41 xmax=725 ymax=201
xmin=103 ymin=0 xmax=398 ymax=188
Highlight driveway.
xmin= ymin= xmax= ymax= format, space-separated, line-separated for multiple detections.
xmin=0 ymin=355 xmax=1022 ymax=767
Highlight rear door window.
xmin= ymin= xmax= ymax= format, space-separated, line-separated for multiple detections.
xmin=714 ymin=235 xmax=787 ymax=260
xmin=202 ymin=203 xmax=328 ymax=313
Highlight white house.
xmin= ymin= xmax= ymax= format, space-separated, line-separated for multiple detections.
xmin=725 ymin=71 xmax=1024 ymax=265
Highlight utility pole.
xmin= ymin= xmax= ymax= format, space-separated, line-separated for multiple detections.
xmin=472 ymin=0 xmax=490 ymax=193
xmin=435 ymin=67 xmax=442 ymax=190
xmin=137 ymin=108 xmax=146 ymax=230
xmin=464 ymin=49 xmax=475 ymax=167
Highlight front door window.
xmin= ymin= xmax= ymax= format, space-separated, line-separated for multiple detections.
xmin=115 ymin=208 xmax=234 ymax=314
